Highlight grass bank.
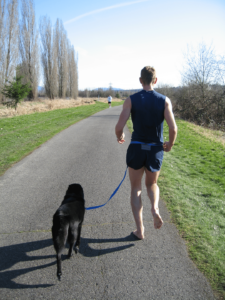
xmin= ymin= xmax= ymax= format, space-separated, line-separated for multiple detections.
xmin=0 ymin=97 xmax=113 ymax=118
xmin=127 ymin=118 xmax=225 ymax=299
xmin=0 ymin=101 xmax=122 ymax=176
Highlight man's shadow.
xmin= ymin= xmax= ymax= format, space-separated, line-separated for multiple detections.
xmin=0 ymin=234 xmax=136 ymax=289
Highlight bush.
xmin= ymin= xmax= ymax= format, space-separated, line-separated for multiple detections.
xmin=1 ymin=76 xmax=31 ymax=110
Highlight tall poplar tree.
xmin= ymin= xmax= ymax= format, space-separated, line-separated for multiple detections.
xmin=54 ymin=19 xmax=68 ymax=98
xmin=67 ymin=43 xmax=78 ymax=99
xmin=19 ymin=0 xmax=39 ymax=100
xmin=4 ymin=0 xmax=19 ymax=81
xmin=39 ymin=16 xmax=57 ymax=99
xmin=0 ymin=0 xmax=18 ymax=102
xmin=0 ymin=0 xmax=7 ymax=100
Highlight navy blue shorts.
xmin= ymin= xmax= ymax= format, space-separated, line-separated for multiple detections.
xmin=126 ymin=144 xmax=164 ymax=172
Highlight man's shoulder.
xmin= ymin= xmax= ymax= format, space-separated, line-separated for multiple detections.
xmin=130 ymin=90 xmax=143 ymax=99
xmin=134 ymin=90 xmax=143 ymax=96
xmin=153 ymin=90 xmax=166 ymax=99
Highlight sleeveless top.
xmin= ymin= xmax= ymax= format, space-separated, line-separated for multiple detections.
xmin=130 ymin=90 xmax=166 ymax=144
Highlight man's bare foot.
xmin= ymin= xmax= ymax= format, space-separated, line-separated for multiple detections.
xmin=132 ymin=228 xmax=145 ymax=240
xmin=151 ymin=208 xmax=163 ymax=229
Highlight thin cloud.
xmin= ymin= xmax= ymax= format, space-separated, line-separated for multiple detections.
xmin=64 ymin=0 xmax=149 ymax=25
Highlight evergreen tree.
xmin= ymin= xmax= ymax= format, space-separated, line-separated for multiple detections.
xmin=1 ymin=75 xmax=31 ymax=109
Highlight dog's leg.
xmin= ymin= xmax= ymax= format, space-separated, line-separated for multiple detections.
xmin=67 ymin=229 xmax=75 ymax=257
xmin=68 ymin=221 xmax=79 ymax=257
xmin=54 ymin=224 xmax=69 ymax=280
xmin=75 ymin=222 xmax=83 ymax=252
xmin=56 ymin=252 xmax=62 ymax=281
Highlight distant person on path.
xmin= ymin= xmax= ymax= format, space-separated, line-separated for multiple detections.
xmin=108 ymin=95 xmax=112 ymax=108
xmin=115 ymin=66 xmax=177 ymax=239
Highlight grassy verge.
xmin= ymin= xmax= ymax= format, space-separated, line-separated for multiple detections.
xmin=0 ymin=101 xmax=122 ymax=176
xmin=127 ymin=117 xmax=225 ymax=299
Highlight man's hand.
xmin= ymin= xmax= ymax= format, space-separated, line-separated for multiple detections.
xmin=163 ymin=141 xmax=173 ymax=152
xmin=115 ymin=97 xmax=131 ymax=144
xmin=117 ymin=132 xmax=125 ymax=144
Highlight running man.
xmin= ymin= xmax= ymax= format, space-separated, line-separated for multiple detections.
xmin=108 ymin=95 xmax=112 ymax=108
xmin=115 ymin=66 xmax=177 ymax=240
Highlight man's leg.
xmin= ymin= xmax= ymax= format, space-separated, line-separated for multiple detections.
xmin=145 ymin=169 xmax=163 ymax=229
xmin=129 ymin=167 xmax=145 ymax=239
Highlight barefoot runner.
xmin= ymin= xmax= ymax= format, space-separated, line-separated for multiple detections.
xmin=115 ymin=66 xmax=177 ymax=240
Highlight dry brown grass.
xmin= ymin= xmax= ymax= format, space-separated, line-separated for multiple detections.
xmin=187 ymin=122 xmax=225 ymax=147
xmin=0 ymin=97 xmax=119 ymax=118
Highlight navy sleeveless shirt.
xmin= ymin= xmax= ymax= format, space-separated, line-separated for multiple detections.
xmin=130 ymin=90 xmax=166 ymax=144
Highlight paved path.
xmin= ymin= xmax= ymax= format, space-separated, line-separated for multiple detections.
xmin=0 ymin=106 xmax=215 ymax=299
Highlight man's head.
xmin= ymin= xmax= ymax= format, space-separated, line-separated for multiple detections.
xmin=140 ymin=66 xmax=157 ymax=85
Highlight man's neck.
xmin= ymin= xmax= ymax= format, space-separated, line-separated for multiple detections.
xmin=142 ymin=83 xmax=154 ymax=91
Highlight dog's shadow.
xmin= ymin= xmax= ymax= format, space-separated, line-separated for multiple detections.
xmin=0 ymin=238 xmax=55 ymax=289
xmin=70 ymin=234 xmax=136 ymax=257
xmin=0 ymin=234 xmax=136 ymax=289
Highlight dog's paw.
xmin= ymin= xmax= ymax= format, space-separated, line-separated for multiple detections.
xmin=57 ymin=273 xmax=62 ymax=281
xmin=74 ymin=246 xmax=79 ymax=254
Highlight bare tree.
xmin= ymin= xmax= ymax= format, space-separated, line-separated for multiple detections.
xmin=66 ymin=41 xmax=72 ymax=98
xmin=0 ymin=0 xmax=7 ymax=101
xmin=71 ymin=47 xmax=78 ymax=99
xmin=19 ymin=0 xmax=39 ymax=100
xmin=54 ymin=19 xmax=68 ymax=99
xmin=39 ymin=16 xmax=57 ymax=99
xmin=182 ymin=43 xmax=224 ymax=99
xmin=1 ymin=2 xmax=78 ymax=103
xmin=178 ymin=43 xmax=225 ymax=128
xmin=0 ymin=0 xmax=19 ymax=103
xmin=4 ymin=0 xmax=19 ymax=81
xmin=67 ymin=42 xmax=78 ymax=99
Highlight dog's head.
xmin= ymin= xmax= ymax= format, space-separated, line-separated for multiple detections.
xmin=66 ymin=183 xmax=84 ymax=199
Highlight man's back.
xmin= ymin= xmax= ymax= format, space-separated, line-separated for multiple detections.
xmin=130 ymin=90 xmax=165 ymax=143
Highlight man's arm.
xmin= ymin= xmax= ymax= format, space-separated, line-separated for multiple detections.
xmin=163 ymin=97 xmax=177 ymax=152
xmin=115 ymin=97 xmax=131 ymax=144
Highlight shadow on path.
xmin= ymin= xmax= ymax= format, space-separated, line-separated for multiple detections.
xmin=79 ymin=234 xmax=136 ymax=257
xmin=0 ymin=239 xmax=54 ymax=289
xmin=0 ymin=234 xmax=135 ymax=289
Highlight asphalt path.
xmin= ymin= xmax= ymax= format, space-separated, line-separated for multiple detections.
xmin=0 ymin=105 xmax=215 ymax=299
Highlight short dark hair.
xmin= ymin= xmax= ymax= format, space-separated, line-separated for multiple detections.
xmin=140 ymin=66 xmax=156 ymax=85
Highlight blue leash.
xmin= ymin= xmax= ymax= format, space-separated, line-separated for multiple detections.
xmin=85 ymin=167 xmax=128 ymax=210
xmin=85 ymin=141 xmax=162 ymax=211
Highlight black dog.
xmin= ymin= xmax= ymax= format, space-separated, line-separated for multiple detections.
xmin=52 ymin=184 xmax=85 ymax=280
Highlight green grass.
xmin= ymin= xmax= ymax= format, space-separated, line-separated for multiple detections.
xmin=0 ymin=101 xmax=122 ymax=176
xmin=127 ymin=117 xmax=225 ymax=299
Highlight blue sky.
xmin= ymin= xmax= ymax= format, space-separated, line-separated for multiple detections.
xmin=34 ymin=0 xmax=225 ymax=90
